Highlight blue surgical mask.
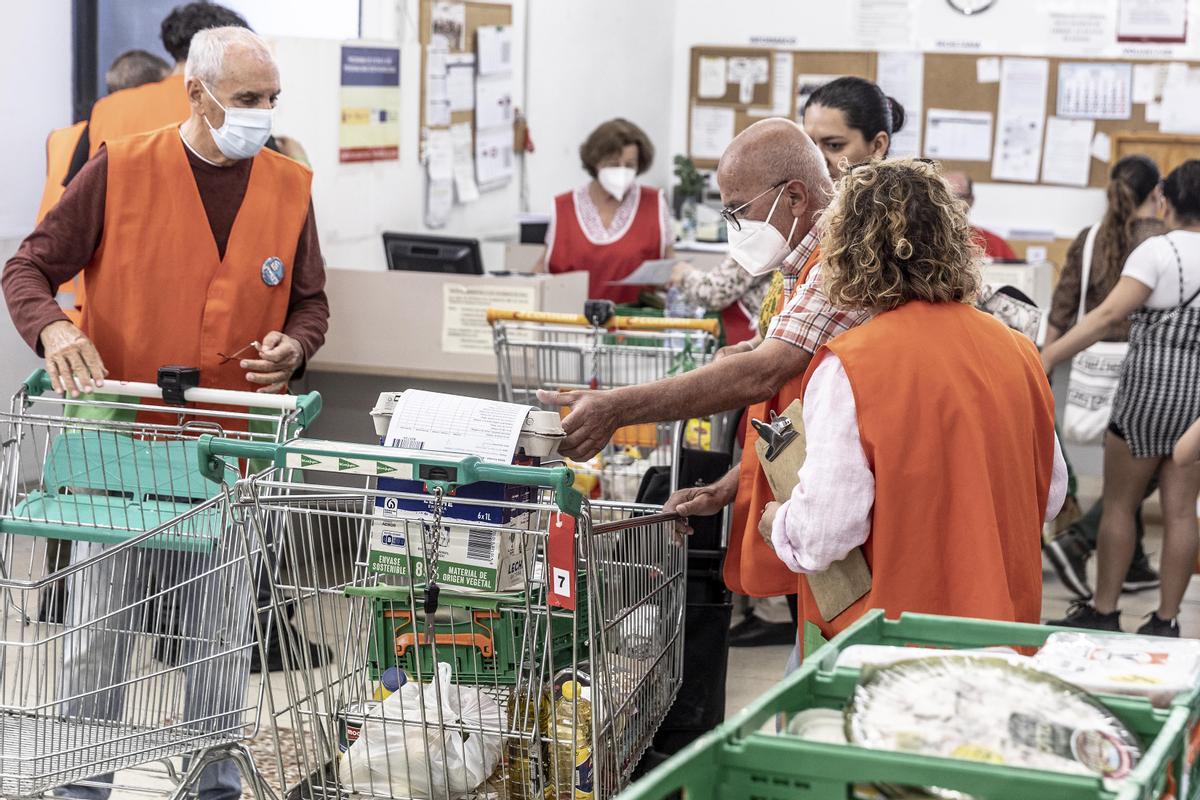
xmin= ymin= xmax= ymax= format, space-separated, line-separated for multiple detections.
xmin=201 ymin=80 xmax=273 ymax=160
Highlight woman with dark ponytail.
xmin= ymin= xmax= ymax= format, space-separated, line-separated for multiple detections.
xmin=1043 ymin=155 xmax=1164 ymax=602
xmin=801 ymin=76 xmax=906 ymax=178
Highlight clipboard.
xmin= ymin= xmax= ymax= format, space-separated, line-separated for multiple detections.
xmin=753 ymin=399 xmax=872 ymax=622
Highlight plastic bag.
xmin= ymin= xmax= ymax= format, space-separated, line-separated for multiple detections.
xmin=1033 ymin=632 xmax=1200 ymax=708
xmin=339 ymin=663 xmax=506 ymax=799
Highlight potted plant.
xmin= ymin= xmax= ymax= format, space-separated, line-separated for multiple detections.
xmin=673 ymin=155 xmax=707 ymax=237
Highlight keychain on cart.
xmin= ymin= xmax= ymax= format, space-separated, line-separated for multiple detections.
xmin=424 ymin=487 xmax=444 ymax=660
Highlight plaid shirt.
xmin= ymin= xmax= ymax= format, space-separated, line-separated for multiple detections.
xmin=766 ymin=221 xmax=871 ymax=354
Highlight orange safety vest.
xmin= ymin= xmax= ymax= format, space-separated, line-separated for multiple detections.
xmin=81 ymin=125 xmax=311 ymax=395
xmin=88 ymin=73 xmax=190 ymax=157
xmin=795 ymin=301 xmax=1055 ymax=654
xmin=724 ymin=248 xmax=823 ymax=597
xmin=36 ymin=121 xmax=88 ymax=324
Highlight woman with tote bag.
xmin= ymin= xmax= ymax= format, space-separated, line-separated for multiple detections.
xmin=1043 ymin=161 xmax=1200 ymax=637
xmin=1042 ymin=156 xmax=1165 ymax=600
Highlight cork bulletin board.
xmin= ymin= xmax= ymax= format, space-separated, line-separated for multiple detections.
xmin=687 ymin=45 xmax=1200 ymax=188
xmin=417 ymin=0 xmax=513 ymax=134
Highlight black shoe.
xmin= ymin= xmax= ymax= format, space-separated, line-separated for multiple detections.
xmin=251 ymin=624 xmax=334 ymax=673
xmin=729 ymin=616 xmax=795 ymax=648
xmin=1136 ymin=612 xmax=1180 ymax=638
xmin=1122 ymin=557 xmax=1161 ymax=593
xmin=1046 ymin=601 xmax=1121 ymax=631
xmin=1044 ymin=531 xmax=1093 ymax=600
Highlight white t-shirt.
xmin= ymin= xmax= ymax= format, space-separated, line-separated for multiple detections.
xmin=1122 ymin=231 xmax=1200 ymax=309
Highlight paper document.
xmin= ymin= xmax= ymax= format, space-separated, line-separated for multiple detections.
xmin=853 ymin=0 xmax=916 ymax=49
xmin=1091 ymin=131 xmax=1112 ymax=162
xmin=749 ymin=52 xmax=793 ymax=117
xmin=442 ymin=282 xmax=536 ymax=356
xmin=477 ymin=25 xmax=513 ymax=75
xmin=690 ymin=105 xmax=735 ymax=160
xmin=924 ymin=109 xmax=993 ymax=161
xmin=698 ymin=56 xmax=728 ymax=99
xmin=426 ymin=53 xmax=451 ymax=128
xmin=993 ymin=58 xmax=1050 ymax=183
xmin=1041 ymin=117 xmax=1095 ymax=187
xmin=385 ymin=389 xmax=531 ymax=464
xmin=1057 ymin=62 xmax=1132 ymax=120
xmin=1160 ymin=83 xmax=1200 ymax=134
xmin=727 ymin=56 xmax=769 ymax=105
xmin=1042 ymin=0 xmax=1115 ymax=53
xmin=876 ymin=52 xmax=924 ymax=158
xmin=446 ymin=54 xmax=475 ymax=112
xmin=475 ymin=126 xmax=513 ymax=187
xmin=1117 ymin=0 xmax=1187 ymax=43
xmin=425 ymin=178 xmax=453 ymax=228
xmin=426 ymin=128 xmax=453 ymax=180
xmin=475 ymin=75 xmax=514 ymax=129
xmin=977 ymin=57 xmax=1001 ymax=84
xmin=610 ymin=259 xmax=678 ymax=286
xmin=450 ymin=122 xmax=479 ymax=202
xmin=430 ymin=1 xmax=466 ymax=50
xmin=1133 ymin=63 xmax=1165 ymax=104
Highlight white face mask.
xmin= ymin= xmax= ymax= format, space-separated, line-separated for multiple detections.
xmin=598 ymin=166 xmax=636 ymax=200
xmin=201 ymin=81 xmax=273 ymax=160
xmin=727 ymin=185 xmax=799 ymax=277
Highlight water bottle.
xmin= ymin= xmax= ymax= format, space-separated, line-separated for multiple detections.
xmin=665 ymin=286 xmax=703 ymax=319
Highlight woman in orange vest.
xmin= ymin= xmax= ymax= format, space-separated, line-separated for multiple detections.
xmin=761 ymin=159 xmax=1067 ymax=654
xmin=537 ymin=118 xmax=674 ymax=304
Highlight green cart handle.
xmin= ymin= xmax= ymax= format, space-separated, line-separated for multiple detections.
xmin=196 ymin=435 xmax=584 ymax=516
xmin=22 ymin=368 xmax=321 ymax=428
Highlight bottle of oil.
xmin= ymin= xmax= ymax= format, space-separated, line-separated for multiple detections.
xmin=550 ymin=680 xmax=593 ymax=799
xmin=506 ymin=684 xmax=552 ymax=800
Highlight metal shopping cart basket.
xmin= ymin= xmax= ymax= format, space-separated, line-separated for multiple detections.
xmin=487 ymin=308 xmax=722 ymax=502
xmin=0 ymin=369 xmax=320 ymax=799
xmin=196 ymin=435 xmax=686 ymax=799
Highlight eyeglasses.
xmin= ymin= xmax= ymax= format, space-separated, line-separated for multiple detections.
xmin=721 ymin=180 xmax=787 ymax=232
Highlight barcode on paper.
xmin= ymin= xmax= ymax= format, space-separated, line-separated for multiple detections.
xmin=395 ymin=437 xmax=424 ymax=450
xmin=466 ymin=528 xmax=495 ymax=562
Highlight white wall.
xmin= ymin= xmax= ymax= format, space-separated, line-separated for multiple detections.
xmin=668 ymin=0 xmax=1200 ymax=239
xmin=523 ymin=0 xmax=678 ymax=214
xmin=0 ymin=3 xmax=72 ymax=240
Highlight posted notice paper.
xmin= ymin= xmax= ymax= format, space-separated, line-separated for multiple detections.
xmin=441 ymin=282 xmax=536 ymax=358
xmin=1041 ymin=116 xmax=1095 ymax=187
xmin=924 ymin=109 xmax=993 ymax=161
xmin=993 ymin=58 xmax=1050 ymax=183
xmin=477 ymin=25 xmax=513 ymax=75
xmin=339 ymin=46 xmax=401 ymax=163
xmin=690 ymin=105 xmax=735 ymax=161
xmin=876 ymin=52 xmax=924 ymax=158
xmin=1056 ymin=62 xmax=1132 ymax=120
xmin=446 ymin=53 xmax=476 ymax=113
xmin=698 ymin=56 xmax=727 ymax=99
xmin=749 ymin=52 xmax=794 ymax=117
xmin=384 ymin=388 xmax=530 ymax=464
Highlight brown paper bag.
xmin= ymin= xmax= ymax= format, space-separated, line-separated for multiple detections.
xmin=754 ymin=399 xmax=872 ymax=622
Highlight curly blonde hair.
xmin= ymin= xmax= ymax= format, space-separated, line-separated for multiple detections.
xmin=820 ymin=159 xmax=981 ymax=312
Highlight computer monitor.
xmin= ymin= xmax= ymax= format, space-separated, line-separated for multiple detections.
xmin=383 ymin=233 xmax=484 ymax=274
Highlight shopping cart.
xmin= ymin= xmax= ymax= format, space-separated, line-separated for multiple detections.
xmin=0 ymin=369 xmax=320 ymax=799
xmin=197 ymin=435 xmax=687 ymax=799
xmin=487 ymin=308 xmax=723 ymax=502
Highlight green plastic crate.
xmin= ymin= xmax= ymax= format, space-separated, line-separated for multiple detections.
xmin=620 ymin=611 xmax=1200 ymax=800
xmin=355 ymin=578 xmax=591 ymax=686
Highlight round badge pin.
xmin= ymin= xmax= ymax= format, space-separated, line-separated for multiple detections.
xmin=261 ymin=257 xmax=285 ymax=287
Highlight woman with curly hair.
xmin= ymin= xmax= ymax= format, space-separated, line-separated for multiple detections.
xmin=760 ymin=159 xmax=1067 ymax=649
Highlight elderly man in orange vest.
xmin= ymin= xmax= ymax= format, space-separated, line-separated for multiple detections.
xmin=3 ymin=26 xmax=326 ymax=800
xmin=539 ymin=118 xmax=840 ymax=620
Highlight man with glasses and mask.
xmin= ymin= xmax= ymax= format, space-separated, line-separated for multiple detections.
xmin=538 ymin=117 xmax=869 ymax=624
xmin=3 ymin=26 xmax=327 ymax=800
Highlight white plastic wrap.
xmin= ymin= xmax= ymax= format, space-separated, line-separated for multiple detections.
xmin=834 ymin=644 xmax=1026 ymax=671
xmin=1032 ymin=632 xmax=1200 ymax=708
xmin=848 ymin=656 xmax=1141 ymax=782
xmin=340 ymin=663 xmax=507 ymax=799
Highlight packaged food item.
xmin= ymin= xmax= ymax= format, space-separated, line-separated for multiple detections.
xmin=847 ymin=656 xmax=1141 ymax=783
xmin=1032 ymin=632 xmax=1200 ymax=708
xmin=550 ymin=681 xmax=593 ymax=799
xmin=834 ymin=644 xmax=1025 ymax=671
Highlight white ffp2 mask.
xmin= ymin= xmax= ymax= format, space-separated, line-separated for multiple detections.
xmin=201 ymin=81 xmax=273 ymax=160
xmin=598 ymin=166 xmax=636 ymax=200
xmin=728 ymin=185 xmax=798 ymax=277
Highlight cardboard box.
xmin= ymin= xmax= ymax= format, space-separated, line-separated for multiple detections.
xmin=376 ymin=476 xmax=534 ymax=525
xmin=367 ymin=510 xmax=534 ymax=593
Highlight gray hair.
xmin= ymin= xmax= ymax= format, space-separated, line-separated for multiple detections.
xmin=185 ymin=25 xmax=273 ymax=85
